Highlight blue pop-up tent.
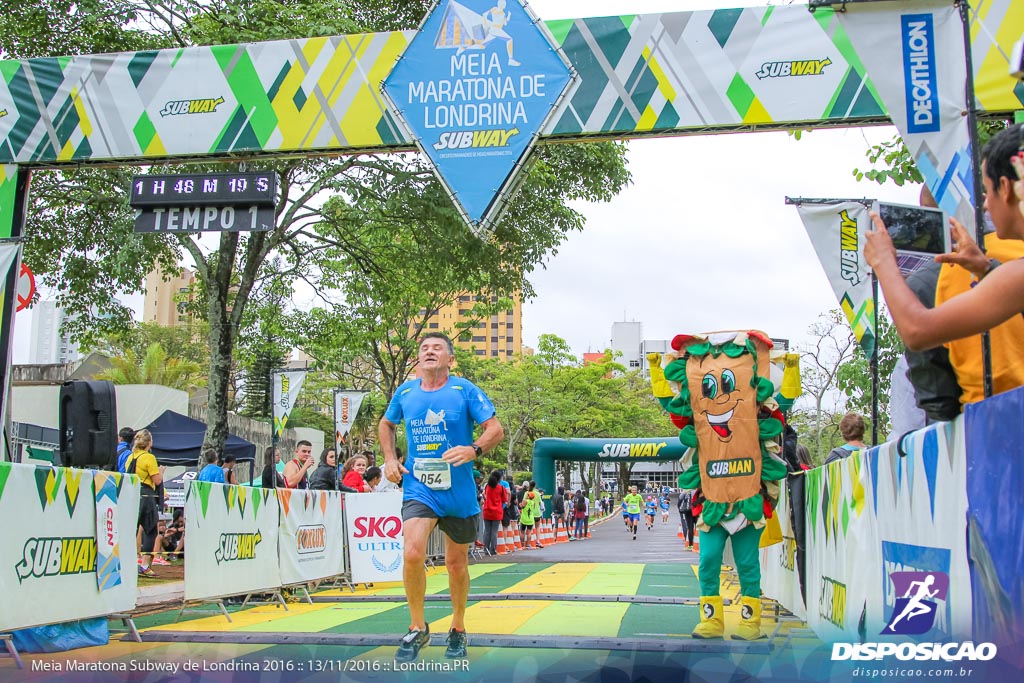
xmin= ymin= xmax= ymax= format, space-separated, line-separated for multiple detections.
xmin=142 ymin=410 xmax=256 ymax=466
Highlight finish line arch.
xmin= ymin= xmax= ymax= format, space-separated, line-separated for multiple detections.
xmin=0 ymin=1 xmax=1021 ymax=443
xmin=532 ymin=437 xmax=688 ymax=508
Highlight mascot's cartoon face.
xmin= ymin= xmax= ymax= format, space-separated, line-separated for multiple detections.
xmin=692 ymin=353 xmax=757 ymax=444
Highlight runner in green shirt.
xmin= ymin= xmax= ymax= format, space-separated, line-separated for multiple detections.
xmin=623 ymin=486 xmax=644 ymax=540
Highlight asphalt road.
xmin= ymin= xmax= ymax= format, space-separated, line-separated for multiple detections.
xmin=480 ymin=510 xmax=699 ymax=565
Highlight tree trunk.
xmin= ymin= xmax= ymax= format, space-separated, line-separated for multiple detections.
xmin=202 ymin=232 xmax=241 ymax=458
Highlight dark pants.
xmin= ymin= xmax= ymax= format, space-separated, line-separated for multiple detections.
xmin=138 ymin=490 xmax=159 ymax=563
xmin=482 ymin=519 xmax=500 ymax=554
xmin=679 ymin=510 xmax=696 ymax=545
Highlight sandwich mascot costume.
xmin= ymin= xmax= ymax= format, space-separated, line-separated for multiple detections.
xmin=648 ymin=331 xmax=790 ymax=640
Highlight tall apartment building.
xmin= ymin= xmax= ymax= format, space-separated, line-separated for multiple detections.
xmin=143 ymin=267 xmax=195 ymax=327
xmin=28 ymin=300 xmax=80 ymax=365
xmin=421 ymin=292 xmax=522 ymax=359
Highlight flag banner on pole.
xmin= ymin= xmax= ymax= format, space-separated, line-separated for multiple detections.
xmin=0 ymin=243 xmax=17 ymax=291
xmin=334 ymin=391 xmax=368 ymax=451
xmin=836 ymin=2 xmax=976 ymax=233
xmin=795 ymin=201 xmax=876 ymax=356
xmin=272 ymin=370 xmax=306 ymax=439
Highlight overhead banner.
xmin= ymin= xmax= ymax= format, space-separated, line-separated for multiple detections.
xmin=865 ymin=420 xmax=971 ymax=641
xmin=381 ymin=0 xmax=575 ymax=235
xmin=334 ymin=390 xmax=367 ymax=452
xmin=760 ymin=475 xmax=807 ymax=620
xmin=836 ymin=2 xmax=976 ymax=233
xmin=184 ymin=481 xmax=281 ymax=601
xmin=277 ymin=488 xmax=347 ymax=585
xmin=0 ymin=462 xmax=139 ymax=632
xmin=1 ymin=6 xmax=1020 ymax=167
xmin=272 ymin=370 xmax=306 ymax=439
xmin=344 ymin=491 xmax=404 ymax=584
xmin=795 ymin=201 xmax=875 ymax=356
xmin=803 ymin=450 xmax=879 ymax=642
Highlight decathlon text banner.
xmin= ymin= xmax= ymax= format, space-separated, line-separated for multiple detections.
xmin=760 ymin=474 xmax=807 ymax=620
xmin=184 ymin=480 xmax=281 ymax=601
xmin=345 ymin=491 xmax=404 ymax=584
xmin=0 ymin=462 xmax=139 ymax=631
xmin=381 ymin=0 xmax=574 ymax=236
xmin=795 ymin=201 xmax=876 ymax=356
xmin=277 ymin=488 xmax=346 ymax=585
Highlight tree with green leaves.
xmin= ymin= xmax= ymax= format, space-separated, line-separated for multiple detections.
xmin=96 ymin=342 xmax=204 ymax=392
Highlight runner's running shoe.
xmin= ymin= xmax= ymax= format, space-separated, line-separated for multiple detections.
xmin=395 ymin=626 xmax=430 ymax=663
xmin=444 ymin=629 xmax=468 ymax=658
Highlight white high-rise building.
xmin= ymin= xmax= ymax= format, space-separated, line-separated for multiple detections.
xmin=611 ymin=320 xmax=642 ymax=372
xmin=28 ymin=300 xmax=80 ymax=365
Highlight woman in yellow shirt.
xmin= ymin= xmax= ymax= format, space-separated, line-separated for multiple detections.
xmin=126 ymin=429 xmax=164 ymax=576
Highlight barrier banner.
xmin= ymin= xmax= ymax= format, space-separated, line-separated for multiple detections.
xmin=184 ymin=481 xmax=280 ymax=601
xmin=760 ymin=474 xmax=807 ymax=620
xmin=966 ymin=386 xmax=1024 ymax=663
xmin=795 ymin=201 xmax=875 ymax=356
xmin=344 ymin=491 xmax=404 ymax=584
xmin=277 ymin=488 xmax=346 ymax=585
xmin=803 ymin=450 xmax=879 ymax=641
xmin=0 ymin=462 xmax=139 ymax=631
xmin=836 ymin=2 xmax=977 ymax=234
xmin=866 ymin=420 xmax=971 ymax=641
xmin=94 ymin=472 xmax=128 ymax=592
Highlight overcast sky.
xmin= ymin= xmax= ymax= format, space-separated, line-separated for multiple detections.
xmin=520 ymin=0 xmax=919 ymax=355
xmin=13 ymin=0 xmax=923 ymax=364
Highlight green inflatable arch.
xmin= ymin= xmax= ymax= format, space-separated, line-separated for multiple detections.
xmin=532 ymin=437 xmax=686 ymax=513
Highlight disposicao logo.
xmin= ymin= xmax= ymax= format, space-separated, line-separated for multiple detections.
xmin=901 ymin=14 xmax=940 ymax=134
xmin=884 ymin=571 xmax=947 ymax=635
xmin=160 ymin=96 xmax=225 ymax=117
xmin=756 ymin=58 xmax=831 ymax=79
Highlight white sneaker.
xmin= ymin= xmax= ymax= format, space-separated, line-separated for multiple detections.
xmin=508 ymin=58 xmax=521 ymax=67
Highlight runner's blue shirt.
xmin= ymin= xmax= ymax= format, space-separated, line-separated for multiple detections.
xmin=384 ymin=376 xmax=496 ymax=518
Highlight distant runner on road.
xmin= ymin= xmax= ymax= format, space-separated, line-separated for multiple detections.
xmin=623 ymin=486 xmax=644 ymax=540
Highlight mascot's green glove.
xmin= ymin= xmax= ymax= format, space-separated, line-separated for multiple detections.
xmin=647 ymin=352 xmax=674 ymax=399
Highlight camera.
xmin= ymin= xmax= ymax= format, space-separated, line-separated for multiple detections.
xmin=1013 ymin=37 xmax=1024 ymax=81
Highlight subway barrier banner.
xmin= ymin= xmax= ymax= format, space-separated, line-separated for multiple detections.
xmin=0 ymin=462 xmax=139 ymax=631
xmin=803 ymin=448 xmax=879 ymax=641
xmin=866 ymin=419 xmax=971 ymax=640
xmin=344 ymin=491 xmax=404 ymax=584
xmin=94 ymin=472 xmax=128 ymax=592
xmin=277 ymin=488 xmax=346 ymax=585
xmin=795 ymin=201 xmax=876 ymax=356
xmin=760 ymin=474 xmax=807 ymax=620
xmin=185 ymin=481 xmax=280 ymax=601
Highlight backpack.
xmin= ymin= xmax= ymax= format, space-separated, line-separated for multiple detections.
xmin=678 ymin=491 xmax=692 ymax=513
xmin=575 ymin=495 xmax=587 ymax=513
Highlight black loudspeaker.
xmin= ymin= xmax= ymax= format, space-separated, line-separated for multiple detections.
xmin=59 ymin=380 xmax=117 ymax=469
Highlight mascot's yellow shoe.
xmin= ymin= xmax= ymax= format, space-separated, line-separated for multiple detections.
xmin=692 ymin=596 xmax=725 ymax=639
xmin=731 ymin=596 xmax=767 ymax=641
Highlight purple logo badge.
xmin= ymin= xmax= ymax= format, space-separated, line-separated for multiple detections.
xmin=883 ymin=571 xmax=949 ymax=635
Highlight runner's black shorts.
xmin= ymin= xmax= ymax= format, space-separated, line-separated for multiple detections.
xmin=402 ymin=500 xmax=479 ymax=545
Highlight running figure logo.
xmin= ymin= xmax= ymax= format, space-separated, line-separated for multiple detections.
xmin=883 ymin=571 xmax=949 ymax=635
xmin=425 ymin=409 xmax=447 ymax=430
xmin=435 ymin=0 xmax=520 ymax=66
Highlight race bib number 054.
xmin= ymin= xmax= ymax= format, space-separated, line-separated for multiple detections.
xmin=413 ymin=459 xmax=452 ymax=491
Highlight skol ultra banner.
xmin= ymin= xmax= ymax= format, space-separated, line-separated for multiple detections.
xmin=184 ymin=480 xmax=281 ymax=601
xmin=796 ymin=201 xmax=876 ymax=356
xmin=836 ymin=2 xmax=977 ymax=233
xmin=94 ymin=471 xmax=129 ymax=593
xmin=0 ymin=462 xmax=139 ymax=631
xmin=277 ymin=488 xmax=346 ymax=585
xmin=803 ymin=449 xmax=880 ymax=641
xmin=344 ymin=491 xmax=404 ymax=584
xmin=760 ymin=475 xmax=807 ymax=620
xmin=865 ymin=419 xmax=971 ymax=641
xmin=334 ymin=390 xmax=367 ymax=452
xmin=272 ymin=370 xmax=306 ymax=439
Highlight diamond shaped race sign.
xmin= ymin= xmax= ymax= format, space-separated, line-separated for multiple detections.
xmin=382 ymin=0 xmax=575 ymax=238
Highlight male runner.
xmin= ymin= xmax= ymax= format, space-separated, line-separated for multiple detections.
xmin=623 ymin=486 xmax=644 ymax=540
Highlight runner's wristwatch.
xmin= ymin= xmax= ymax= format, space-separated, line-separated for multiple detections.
xmin=470 ymin=444 xmax=483 ymax=457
